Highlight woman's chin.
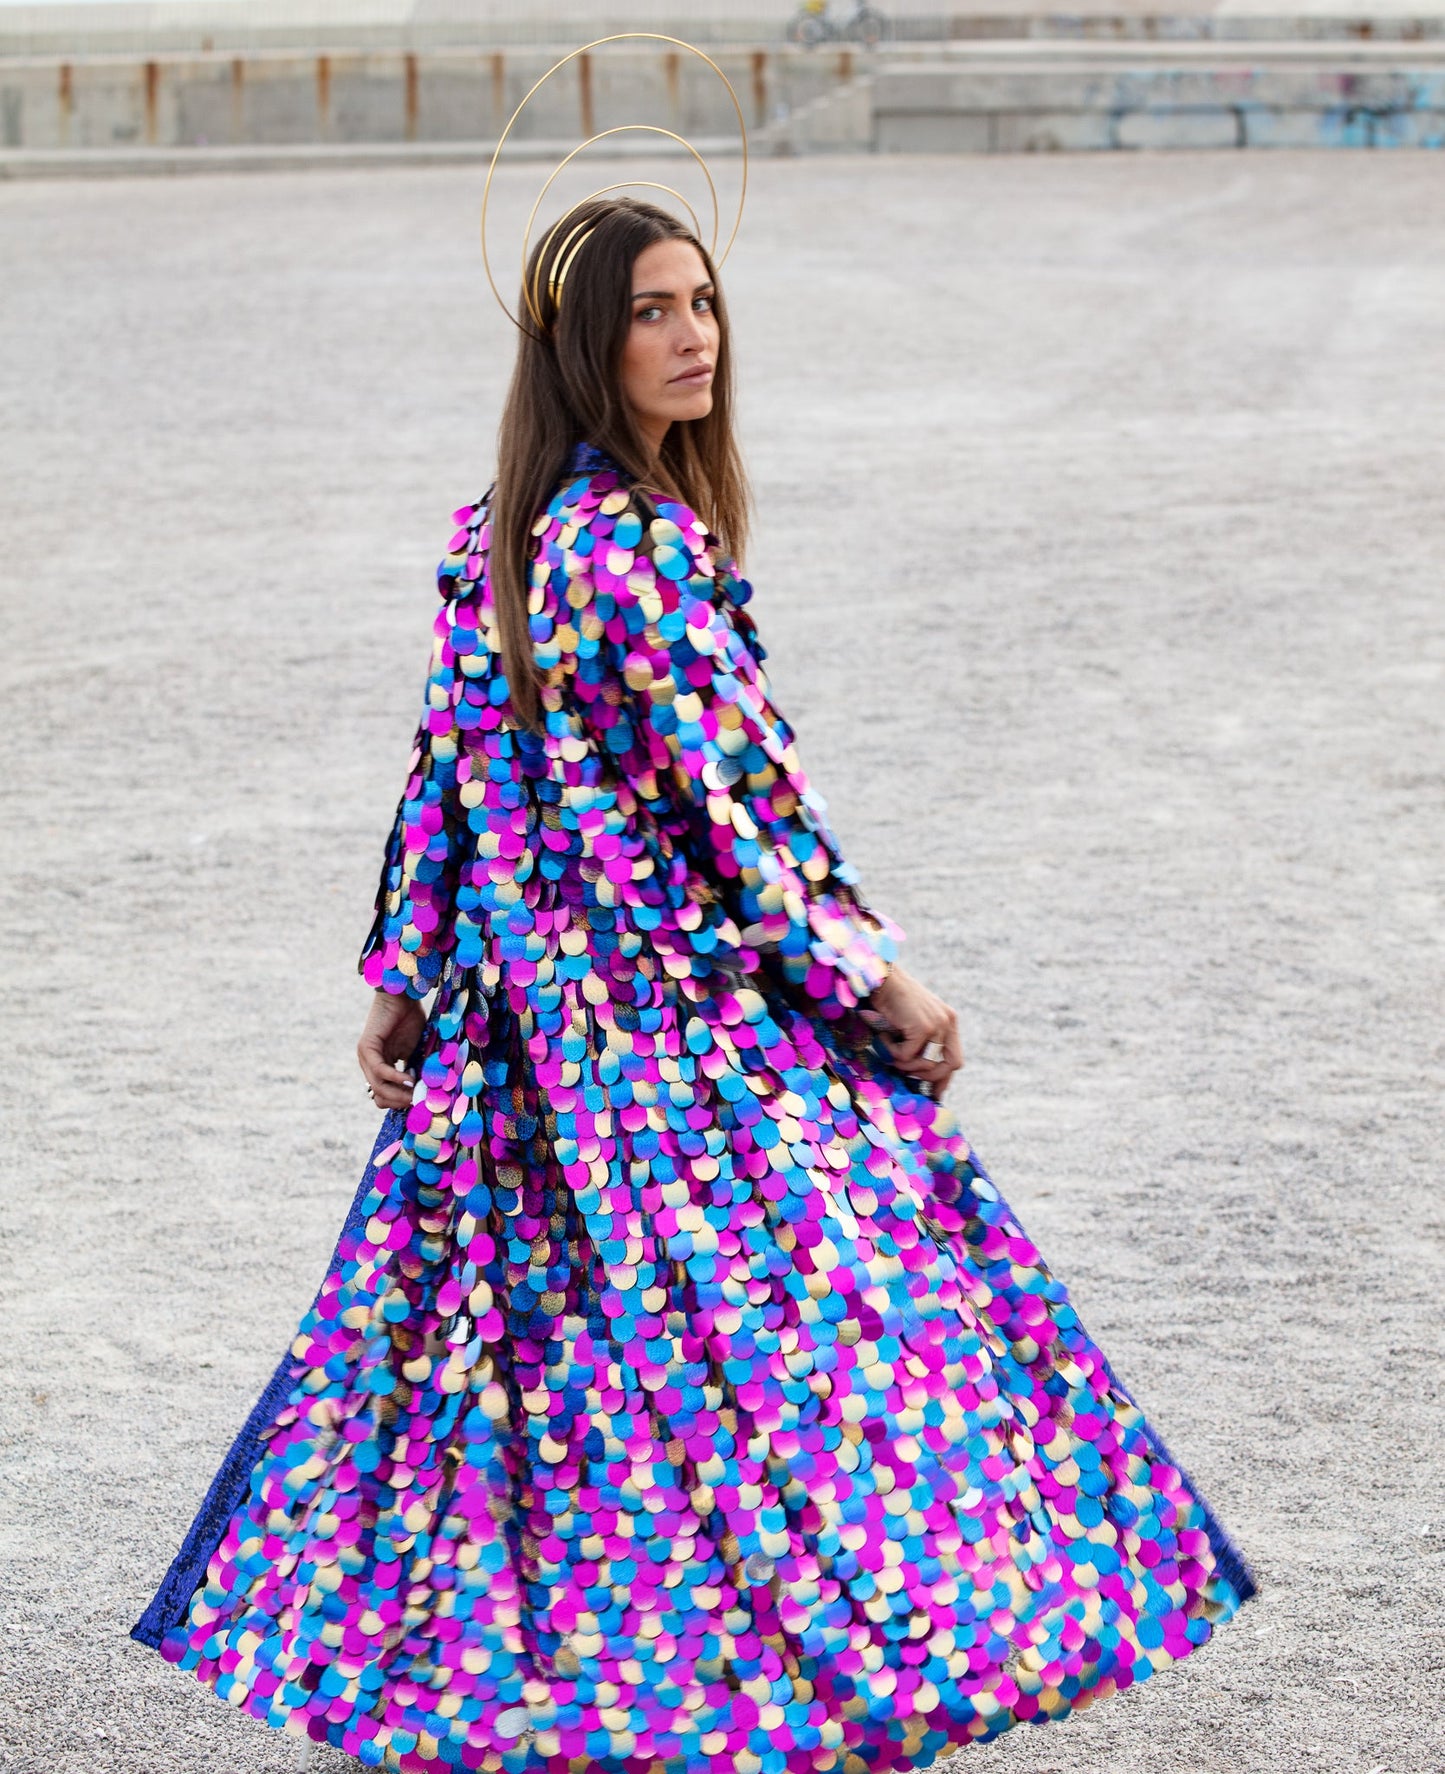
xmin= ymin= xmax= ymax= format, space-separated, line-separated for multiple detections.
xmin=666 ymin=387 xmax=715 ymax=424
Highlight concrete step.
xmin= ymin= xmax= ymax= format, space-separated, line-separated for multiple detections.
xmin=883 ymin=46 xmax=1445 ymax=146
xmin=782 ymin=39 xmax=1445 ymax=146
xmin=887 ymin=33 xmax=1445 ymax=55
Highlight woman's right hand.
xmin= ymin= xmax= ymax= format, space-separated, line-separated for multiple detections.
xmin=869 ymin=964 xmax=964 ymax=1099
xmin=357 ymin=990 xmax=426 ymax=1111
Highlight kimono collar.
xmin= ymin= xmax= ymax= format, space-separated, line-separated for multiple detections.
xmin=566 ymin=438 xmax=621 ymax=476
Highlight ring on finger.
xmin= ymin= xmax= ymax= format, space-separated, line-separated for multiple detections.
xmin=921 ymin=1040 xmax=945 ymax=1065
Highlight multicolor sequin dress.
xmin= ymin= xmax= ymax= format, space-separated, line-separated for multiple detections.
xmin=134 ymin=440 xmax=1254 ymax=1772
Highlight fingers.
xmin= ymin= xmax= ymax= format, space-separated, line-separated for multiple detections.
xmin=367 ymin=1069 xmax=415 ymax=1112
xmin=896 ymin=1054 xmax=953 ymax=1091
xmin=884 ymin=1024 xmax=931 ymax=1068
xmin=883 ymin=1031 xmax=947 ymax=1084
xmin=882 ymin=1003 xmax=963 ymax=1096
xmin=880 ymin=1002 xmax=948 ymax=1068
xmin=358 ymin=1036 xmax=416 ymax=1111
xmin=357 ymin=990 xmax=427 ymax=1111
xmin=920 ymin=1015 xmax=964 ymax=1100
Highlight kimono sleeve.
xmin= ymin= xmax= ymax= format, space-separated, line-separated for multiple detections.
xmin=610 ymin=502 xmax=904 ymax=1019
xmin=358 ymin=534 xmax=475 ymax=1000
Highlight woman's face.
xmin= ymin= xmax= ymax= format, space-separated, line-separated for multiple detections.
xmin=619 ymin=237 xmax=720 ymax=454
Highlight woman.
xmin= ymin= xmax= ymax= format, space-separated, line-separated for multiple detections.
xmin=134 ymin=195 xmax=1254 ymax=1771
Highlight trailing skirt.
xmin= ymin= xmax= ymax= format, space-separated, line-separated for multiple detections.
xmin=132 ymin=970 xmax=1255 ymax=1774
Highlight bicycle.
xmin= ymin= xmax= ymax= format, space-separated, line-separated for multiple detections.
xmin=786 ymin=0 xmax=890 ymax=49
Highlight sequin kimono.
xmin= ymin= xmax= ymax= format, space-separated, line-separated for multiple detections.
xmin=134 ymin=439 xmax=1254 ymax=1773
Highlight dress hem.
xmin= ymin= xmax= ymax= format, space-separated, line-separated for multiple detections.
xmin=130 ymin=1109 xmax=408 ymax=1651
xmin=131 ymin=1118 xmax=1256 ymax=1657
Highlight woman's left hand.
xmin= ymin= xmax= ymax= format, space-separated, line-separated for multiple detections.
xmin=868 ymin=964 xmax=964 ymax=1099
xmin=357 ymin=991 xmax=426 ymax=1111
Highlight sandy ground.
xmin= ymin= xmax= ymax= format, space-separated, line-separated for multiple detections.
xmin=1 ymin=151 xmax=1443 ymax=1774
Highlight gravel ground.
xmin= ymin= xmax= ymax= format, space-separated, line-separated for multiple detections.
xmin=1 ymin=151 xmax=1442 ymax=1774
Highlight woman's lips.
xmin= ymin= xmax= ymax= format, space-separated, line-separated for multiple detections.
xmin=669 ymin=365 xmax=714 ymax=386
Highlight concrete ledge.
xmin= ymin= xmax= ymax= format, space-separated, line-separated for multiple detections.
xmin=900 ymin=65 xmax=1445 ymax=105
xmin=8 ymin=9 xmax=1445 ymax=56
xmin=0 ymin=135 xmax=749 ymax=177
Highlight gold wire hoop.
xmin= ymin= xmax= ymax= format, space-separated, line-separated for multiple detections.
xmin=480 ymin=33 xmax=749 ymax=337
xmin=521 ymin=125 xmax=720 ymax=330
xmin=533 ymin=212 xmax=598 ymax=323
xmin=525 ymin=177 xmax=708 ymax=331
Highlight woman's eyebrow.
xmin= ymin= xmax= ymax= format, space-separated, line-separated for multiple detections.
xmin=631 ymin=281 xmax=716 ymax=301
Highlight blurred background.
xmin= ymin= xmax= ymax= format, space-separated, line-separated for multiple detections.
xmin=4 ymin=0 xmax=1445 ymax=157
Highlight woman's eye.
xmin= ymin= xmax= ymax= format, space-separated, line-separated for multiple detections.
xmin=636 ymin=305 xmax=663 ymax=323
xmin=693 ymin=296 xmax=713 ymax=313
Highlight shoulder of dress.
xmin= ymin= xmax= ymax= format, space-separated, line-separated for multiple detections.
xmin=547 ymin=462 xmax=629 ymax=528
xmin=504 ymin=467 xmax=750 ymax=625
xmin=437 ymin=488 xmax=492 ymax=602
xmin=565 ymin=486 xmax=734 ymax=615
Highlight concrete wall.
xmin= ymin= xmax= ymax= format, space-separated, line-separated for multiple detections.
xmin=0 ymin=43 xmax=867 ymax=150
xmin=5 ymin=37 xmax=1445 ymax=157
xmin=867 ymin=49 xmax=1445 ymax=148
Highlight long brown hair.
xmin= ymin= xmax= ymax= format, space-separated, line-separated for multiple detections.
xmin=489 ymin=195 xmax=750 ymax=732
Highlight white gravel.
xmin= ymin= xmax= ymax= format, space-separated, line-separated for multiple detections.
xmin=1 ymin=151 xmax=1442 ymax=1774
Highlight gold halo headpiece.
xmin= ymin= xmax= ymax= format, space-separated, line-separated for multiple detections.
xmin=480 ymin=34 xmax=749 ymax=337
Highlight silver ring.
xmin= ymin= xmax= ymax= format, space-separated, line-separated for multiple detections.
xmin=922 ymin=1041 xmax=945 ymax=1065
